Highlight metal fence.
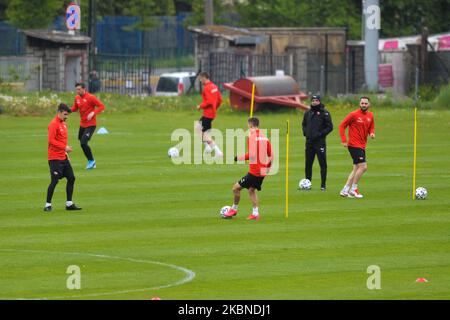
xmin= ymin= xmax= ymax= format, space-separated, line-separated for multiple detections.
xmin=53 ymin=14 xmax=195 ymax=54
xmin=94 ymin=54 xmax=152 ymax=95
xmin=427 ymin=51 xmax=450 ymax=87
xmin=207 ymin=51 xmax=348 ymax=95
xmin=96 ymin=15 xmax=194 ymax=55
xmin=94 ymin=51 xmax=195 ymax=95
xmin=306 ymin=52 xmax=347 ymax=95
xmin=0 ymin=14 xmax=194 ymax=56
xmin=207 ymin=52 xmax=294 ymax=90
xmin=0 ymin=21 xmax=26 ymax=55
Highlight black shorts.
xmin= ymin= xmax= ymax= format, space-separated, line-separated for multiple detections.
xmin=48 ymin=159 xmax=74 ymax=180
xmin=348 ymin=147 xmax=366 ymax=164
xmin=78 ymin=126 xmax=96 ymax=142
xmin=238 ymin=173 xmax=265 ymax=191
xmin=199 ymin=117 xmax=213 ymax=133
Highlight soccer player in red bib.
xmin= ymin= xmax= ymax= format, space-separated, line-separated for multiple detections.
xmin=196 ymin=72 xmax=223 ymax=157
xmin=71 ymin=82 xmax=105 ymax=169
xmin=223 ymin=117 xmax=273 ymax=220
xmin=44 ymin=103 xmax=82 ymax=212
xmin=339 ymin=97 xmax=375 ymax=198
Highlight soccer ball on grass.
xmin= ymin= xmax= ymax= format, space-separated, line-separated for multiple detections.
xmin=299 ymin=179 xmax=312 ymax=190
xmin=220 ymin=205 xmax=231 ymax=218
xmin=168 ymin=147 xmax=179 ymax=158
xmin=415 ymin=187 xmax=428 ymax=200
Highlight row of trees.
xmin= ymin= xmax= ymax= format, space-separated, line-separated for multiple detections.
xmin=0 ymin=0 xmax=449 ymax=39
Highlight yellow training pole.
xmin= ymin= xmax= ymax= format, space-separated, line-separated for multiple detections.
xmin=250 ymin=84 xmax=256 ymax=117
xmin=285 ymin=119 xmax=290 ymax=218
xmin=412 ymin=107 xmax=417 ymax=200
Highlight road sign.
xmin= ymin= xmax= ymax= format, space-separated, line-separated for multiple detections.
xmin=66 ymin=2 xmax=81 ymax=30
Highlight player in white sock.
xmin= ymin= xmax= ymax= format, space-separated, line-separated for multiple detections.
xmin=203 ymin=142 xmax=212 ymax=153
xmin=195 ymin=72 xmax=223 ymax=157
xmin=212 ymin=143 xmax=223 ymax=157
xmin=339 ymin=97 xmax=375 ymax=199
xmin=222 ymin=118 xmax=273 ymax=221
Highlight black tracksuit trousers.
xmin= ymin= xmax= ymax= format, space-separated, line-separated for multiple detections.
xmin=305 ymin=142 xmax=327 ymax=188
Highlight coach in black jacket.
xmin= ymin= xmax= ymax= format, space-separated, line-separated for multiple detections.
xmin=302 ymin=95 xmax=333 ymax=190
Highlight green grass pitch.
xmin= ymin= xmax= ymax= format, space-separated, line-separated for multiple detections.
xmin=0 ymin=106 xmax=449 ymax=299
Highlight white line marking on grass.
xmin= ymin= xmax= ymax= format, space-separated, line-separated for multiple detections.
xmin=0 ymin=248 xmax=195 ymax=300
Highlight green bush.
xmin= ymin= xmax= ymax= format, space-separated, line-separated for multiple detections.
xmin=1 ymin=84 xmax=449 ymax=117
xmin=434 ymin=84 xmax=450 ymax=108
xmin=409 ymin=84 xmax=442 ymax=102
xmin=322 ymin=86 xmax=450 ymax=110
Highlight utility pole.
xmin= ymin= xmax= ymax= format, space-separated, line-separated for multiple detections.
xmin=420 ymin=27 xmax=429 ymax=84
xmin=363 ymin=0 xmax=380 ymax=92
xmin=361 ymin=0 xmax=366 ymax=40
xmin=88 ymin=0 xmax=96 ymax=73
xmin=205 ymin=0 xmax=214 ymax=25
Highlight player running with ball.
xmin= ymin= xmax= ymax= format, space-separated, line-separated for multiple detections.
xmin=223 ymin=117 xmax=273 ymax=220
xmin=196 ymin=72 xmax=223 ymax=157
xmin=339 ymin=97 xmax=375 ymax=198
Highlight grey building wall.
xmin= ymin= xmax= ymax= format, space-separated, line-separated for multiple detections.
xmin=25 ymin=39 xmax=89 ymax=92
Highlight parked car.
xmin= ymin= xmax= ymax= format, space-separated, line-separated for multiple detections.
xmin=154 ymin=72 xmax=197 ymax=96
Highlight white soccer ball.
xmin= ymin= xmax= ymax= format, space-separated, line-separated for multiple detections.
xmin=415 ymin=187 xmax=428 ymax=200
xmin=168 ymin=147 xmax=179 ymax=158
xmin=299 ymin=178 xmax=312 ymax=190
xmin=220 ymin=205 xmax=231 ymax=218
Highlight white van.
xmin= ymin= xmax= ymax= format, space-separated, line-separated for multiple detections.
xmin=155 ymin=72 xmax=197 ymax=96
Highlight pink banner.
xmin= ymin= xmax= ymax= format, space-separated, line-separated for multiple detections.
xmin=383 ymin=40 xmax=399 ymax=50
xmin=438 ymin=36 xmax=450 ymax=51
xmin=378 ymin=64 xmax=393 ymax=88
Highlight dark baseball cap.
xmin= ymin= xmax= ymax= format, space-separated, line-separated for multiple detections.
xmin=311 ymin=95 xmax=321 ymax=101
